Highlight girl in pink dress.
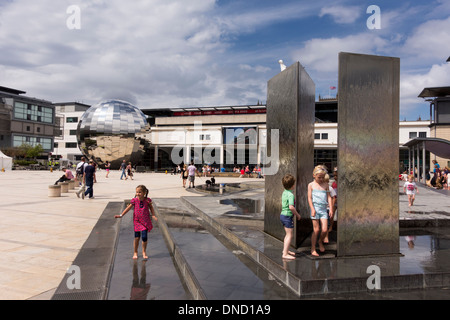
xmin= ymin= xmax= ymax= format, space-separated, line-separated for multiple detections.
xmin=115 ymin=185 xmax=157 ymax=260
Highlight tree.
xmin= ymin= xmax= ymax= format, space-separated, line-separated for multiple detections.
xmin=26 ymin=144 xmax=44 ymax=159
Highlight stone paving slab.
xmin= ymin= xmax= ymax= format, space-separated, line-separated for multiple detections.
xmin=0 ymin=170 xmax=241 ymax=300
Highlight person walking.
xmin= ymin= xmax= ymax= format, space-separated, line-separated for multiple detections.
xmin=127 ymin=162 xmax=134 ymax=180
xmin=83 ymin=160 xmax=96 ymax=199
xmin=187 ymin=161 xmax=197 ymax=189
xmin=180 ymin=164 xmax=188 ymax=188
xmin=75 ymin=157 xmax=88 ymax=199
xmin=404 ymin=174 xmax=419 ymax=206
xmin=105 ymin=161 xmax=111 ymax=178
xmin=120 ymin=160 xmax=127 ymax=180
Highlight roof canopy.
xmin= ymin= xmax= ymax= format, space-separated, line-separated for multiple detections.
xmin=418 ymin=86 xmax=450 ymax=98
xmin=403 ymin=137 xmax=450 ymax=159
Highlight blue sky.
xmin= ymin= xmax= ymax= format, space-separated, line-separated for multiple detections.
xmin=0 ymin=0 xmax=449 ymax=120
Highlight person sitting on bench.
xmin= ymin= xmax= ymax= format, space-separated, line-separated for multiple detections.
xmin=54 ymin=167 xmax=74 ymax=185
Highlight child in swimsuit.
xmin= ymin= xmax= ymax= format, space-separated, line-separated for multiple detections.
xmin=308 ymin=166 xmax=333 ymax=257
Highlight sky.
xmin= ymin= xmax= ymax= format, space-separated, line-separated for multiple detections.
xmin=0 ymin=0 xmax=449 ymax=121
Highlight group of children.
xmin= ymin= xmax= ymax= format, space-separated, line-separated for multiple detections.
xmin=117 ymin=166 xmax=420 ymax=262
xmin=281 ymin=165 xmax=337 ymax=259
xmin=117 ymin=166 xmax=340 ymax=261
xmin=280 ymin=168 xmax=424 ymax=260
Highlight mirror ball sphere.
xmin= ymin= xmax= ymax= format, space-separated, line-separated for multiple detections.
xmin=76 ymin=100 xmax=150 ymax=169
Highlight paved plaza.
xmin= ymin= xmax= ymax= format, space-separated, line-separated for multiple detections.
xmin=0 ymin=169 xmax=239 ymax=299
xmin=0 ymin=170 xmax=449 ymax=300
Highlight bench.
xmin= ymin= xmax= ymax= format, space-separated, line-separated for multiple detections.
xmin=48 ymin=185 xmax=61 ymax=197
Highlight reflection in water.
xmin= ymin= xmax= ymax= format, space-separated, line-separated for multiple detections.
xmin=400 ymin=233 xmax=450 ymax=274
xmin=219 ymin=198 xmax=264 ymax=217
xmin=405 ymin=235 xmax=416 ymax=249
xmin=130 ymin=260 xmax=151 ymax=300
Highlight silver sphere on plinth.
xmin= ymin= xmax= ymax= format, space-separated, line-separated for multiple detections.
xmin=76 ymin=99 xmax=150 ymax=169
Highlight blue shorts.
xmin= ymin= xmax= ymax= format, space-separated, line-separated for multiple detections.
xmin=135 ymin=230 xmax=148 ymax=242
xmin=280 ymin=214 xmax=294 ymax=228
xmin=311 ymin=206 xmax=328 ymax=220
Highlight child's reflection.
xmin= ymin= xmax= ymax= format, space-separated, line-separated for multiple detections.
xmin=130 ymin=260 xmax=151 ymax=300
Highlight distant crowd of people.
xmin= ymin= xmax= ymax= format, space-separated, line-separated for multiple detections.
xmin=400 ymin=160 xmax=449 ymax=190
xmin=53 ymin=157 xmax=138 ymax=200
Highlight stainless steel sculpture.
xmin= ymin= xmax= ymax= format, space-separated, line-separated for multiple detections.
xmin=77 ymin=100 xmax=150 ymax=169
xmin=264 ymin=62 xmax=315 ymax=247
xmin=337 ymin=52 xmax=400 ymax=257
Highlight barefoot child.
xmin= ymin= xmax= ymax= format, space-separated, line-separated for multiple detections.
xmin=323 ymin=173 xmax=336 ymax=244
xmin=280 ymin=174 xmax=301 ymax=260
xmin=403 ymin=174 xmax=419 ymax=207
xmin=115 ymin=185 xmax=158 ymax=260
xmin=308 ymin=166 xmax=333 ymax=257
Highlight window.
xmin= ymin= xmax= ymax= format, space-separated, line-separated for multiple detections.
xmin=13 ymin=102 xmax=53 ymax=124
xmin=315 ymin=133 xmax=329 ymax=140
xmin=200 ymin=134 xmax=211 ymax=141
xmin=26 ymin=126 xmax=31 ymax=132
xmin=66 ymin=117 xmax=78 ymax=123
xmin=69 ymin=130 xmax=77 ymax=135
xmin=65 ymin=142 xmax=78 ymax=148
xmin=12 ymin=135 xmax=52 ymax=150
xmin=419 ymin=132 xmax=427 ymax=138
xmin=409 ymin=132 xmax=417 ymax=139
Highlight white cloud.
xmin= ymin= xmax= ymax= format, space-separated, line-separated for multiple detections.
xmin=402 ymin=16 xmax=450 ymax=62
xmin=401 ymin=63 xmax=450 ymax=104
xmin=0 ymin=0 xmax=235 ymax=107
xmin=216 ymin=1 xmax=325 ymax=34
xmin=239 ymin=64 xmax=271 ymax=73
xmin=319 ymin=5 xmax=361 ymax=24
xmin=291 ymin=33 xmax=388 ymax=73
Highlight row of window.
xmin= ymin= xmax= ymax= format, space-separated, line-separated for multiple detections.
xmin=54 ymin=142 xmax=78 ymax=148
xmin=67 ymin=117 xmax=78 ymax=123
xmin=314 ymin=132 xmax=427 ymax=140
xmin=315 ymin=133 xmax=328 ymax=140
xmin=409 ymin=132 xmax=427 ymax=139
xmin=14 ymin=102 xmax=53 ymax=124
xmin=13 ymin=135 xmax=52 ymax=150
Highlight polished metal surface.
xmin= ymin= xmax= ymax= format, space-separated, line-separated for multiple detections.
xmin=337 ymin=52 xmax=400 ymax=257
xmin=77 ymin=100 xmax=150 ymax=169
xmin=264 ymin=62 xmax=315 ymax=247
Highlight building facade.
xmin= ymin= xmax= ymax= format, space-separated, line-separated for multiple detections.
xmin=0 ymin=86 xmax=60 ymax=154
xmin=53 ymin=102 xmax=91 ymax=162
xmin=142 ymin=103 xmax=431 ymax=172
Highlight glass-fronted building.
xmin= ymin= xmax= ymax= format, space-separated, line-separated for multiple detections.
xmin=0 ymin=86 xmax=60 ymax=153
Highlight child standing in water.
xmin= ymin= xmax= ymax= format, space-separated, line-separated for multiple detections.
xmin=308 ymin=166 xmax=333 ymax=257
xmin=115 ymin=185 xmax=158 ymax=260
xmin=280 ymin=174 xmax=301 ymax=260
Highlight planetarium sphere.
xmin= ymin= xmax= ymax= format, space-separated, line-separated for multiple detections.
xmin=76 ymin=100 xmax=150 ymax=169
